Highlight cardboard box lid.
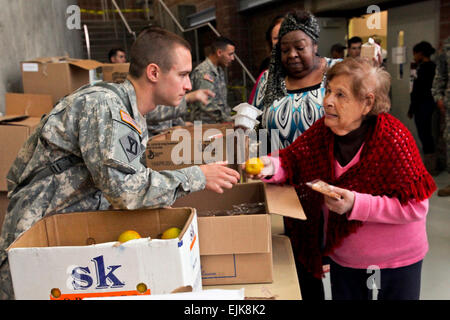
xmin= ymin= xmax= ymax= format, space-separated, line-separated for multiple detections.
xmin=5 ymin=93 xmax=53 ymax=117
xmin=22 ymin=57 xmax=103 ymax=70
xmin=264 ymin=184 xmax=306 ymax=220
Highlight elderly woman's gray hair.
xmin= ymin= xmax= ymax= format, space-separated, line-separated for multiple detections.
xmin=326 ymin=58 xmax=391 ymax=115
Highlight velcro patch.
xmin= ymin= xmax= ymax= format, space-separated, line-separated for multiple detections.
xmin=120 ymin=110 xmax=142 ymax=134
xmin=119 ymin=132 xmax=141 ymax=162
xmin=203 ymin=73 xmax=214 ymax=83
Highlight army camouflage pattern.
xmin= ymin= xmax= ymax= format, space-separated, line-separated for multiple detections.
xmin=188 ymin=58 xmax=231 ymax=124
xmin=146 ymin=98 xmax=187 ymax=137
xmin=0 ymin=80 xmax=206 ymax=299
xmin=432 ymin=37 xmax=450 ymax=171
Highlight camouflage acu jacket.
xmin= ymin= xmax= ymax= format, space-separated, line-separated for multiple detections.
xmin=188 ymin=58 xmax=231 ymax=124
xmin=0 ymin=79 xmax=206 ymax=299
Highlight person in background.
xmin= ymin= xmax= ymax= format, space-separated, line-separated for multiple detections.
xmin=248 ymin=58 xmax=436 ymax=300
xmin=146 ymin=89 xmax=215 ymax=137
xmin=330 ymin=43 xmax=346 ymax=59
xmin=248 ymin=15 xmax=284 ymax=105
xmin=347 ymin=36 xmax=362 ymax=58
xmin=250 ymin=9 xmax=342 ymax=300
xmin=108 ymin=48 xmax=127 ymax=63
xmin=432 ymin=37 xmax=450 ymax=196
xmin=188 ymin=36 xmax=236 ymax=124
xmin=258 ymin=15 xmax=285 ymax=74
xmin=408 ymin=41 xmax=439 ymax=175
xmin=0 ymin=27 xmax=240 ymax=300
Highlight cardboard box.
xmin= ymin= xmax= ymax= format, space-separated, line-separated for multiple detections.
xmin=173 ymin=182 xmax=305 ymax=285
xmin=0 ymin=93 xmax=53 ymax=191
xmin=146 ymin=123 xmax=246 ymax=172
xmin=7 ymin=207 xmax=202 ymax=300
xmin=21 ymin=56 xmax=103 ymax=104
xmin=101 ymin=63 xmax=130 ymax=83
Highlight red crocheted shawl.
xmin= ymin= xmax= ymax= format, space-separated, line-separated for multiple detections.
xmin=277 ymin=113 xmax=436 ymax=279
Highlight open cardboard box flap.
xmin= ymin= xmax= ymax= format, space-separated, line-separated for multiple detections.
xmin=264 ymin=184 xmax=306 ymax=220
xmin=25 ymin=57 xmax=103 ymax=70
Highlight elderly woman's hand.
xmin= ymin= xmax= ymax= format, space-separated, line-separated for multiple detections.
xmin=241 ymin=156 xmax=275 ymax=180
xmin=324 ymin=186 xmax=355 ymax=215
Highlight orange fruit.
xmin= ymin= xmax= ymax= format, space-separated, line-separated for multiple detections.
xmin=245 ymin=157 xmax=264 ymax=175
xmin=118 ymin=230 xmax=141 ymax=243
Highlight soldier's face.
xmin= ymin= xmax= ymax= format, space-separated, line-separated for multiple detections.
xmin=218 ymin=45 xmax=235 ymax=68
xmin=157 ymin=45 xmax=192 ymax=107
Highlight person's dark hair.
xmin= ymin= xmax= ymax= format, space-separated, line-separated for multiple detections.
xmin=108 ymin=48 xmax=125 ymax=63
xmin=265 ymin=15 xmax=284 ymax=48
xmin=330 ymin=43 xmax=346 ymax=55
xmin=128 ymin=27 xmax=191 ymax=78
xmin=210 ymin=36 xmax=236 ymax=53
xmin=347 ymin=36 xmax=362 ymax=47
xmin=413 ymin=41 xmax=436 ymax=57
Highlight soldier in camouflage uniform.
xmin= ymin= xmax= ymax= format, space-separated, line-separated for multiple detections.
xmin=188 ymin=36 xmax=236 ymax=124
xmin=432 ymin=37 xmax=450 ymax=196
xmin=146 ymin=89 xmax=214 ymax=137
xmin=0 ymin=27 xmax=240 ymax=299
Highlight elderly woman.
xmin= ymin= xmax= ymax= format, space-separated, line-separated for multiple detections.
xmin=249 ymin=58 xmax=436 ymax=300
xmin=250 ymin=10 xmax=341 ymax=150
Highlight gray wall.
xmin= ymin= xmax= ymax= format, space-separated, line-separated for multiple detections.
xmin=0 ymin=0 xmax=83 ymax=114
xmin=386 ymin=0 xmax=440 ymax=151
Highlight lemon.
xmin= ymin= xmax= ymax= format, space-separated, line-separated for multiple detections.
xmin=118 ymin=230 xmax=141 ymax=243
xmin=161 ymin=227 xmax=181 ymax=239
xmin=245 ymin=157 xmax=264 ymax=175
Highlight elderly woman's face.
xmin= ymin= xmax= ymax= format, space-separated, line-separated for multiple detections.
xmin=323 ymin=75 xmax=373 ymax=136
xmin=280 ymin=30 xmax=317 ymax=78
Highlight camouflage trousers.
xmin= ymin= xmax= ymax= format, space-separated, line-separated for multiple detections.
xmin=0 ymin=260 xmax=14 ymax=300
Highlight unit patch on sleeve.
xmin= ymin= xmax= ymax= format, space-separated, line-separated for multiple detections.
xmin=119 ymin=131 xmax=141 ymax=163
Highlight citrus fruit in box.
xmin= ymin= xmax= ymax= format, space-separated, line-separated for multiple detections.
xmin=161 ymin=227 xmax=181 ymax=239
xmin=118 ymin=230 xmax=141 ymax=243
xmin=245 ymin=157 xmax=264 ymax=175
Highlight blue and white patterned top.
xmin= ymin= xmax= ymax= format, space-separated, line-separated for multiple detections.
xmin=251 ymin=58 xmax=341 ymax=150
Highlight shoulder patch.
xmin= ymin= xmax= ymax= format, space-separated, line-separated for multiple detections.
xmin=203 ymin=73 xmax=214 ymax=83
xmin=119 ymin=131 xmax=141 ymax=163
xmin=120 ymin=110 xmax=142 ymax=134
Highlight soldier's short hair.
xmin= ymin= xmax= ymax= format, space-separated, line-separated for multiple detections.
xmin=211 ymin=36 xmax=236 ymax=53
xmin=129 ymin=27 xmax=191 ymax=78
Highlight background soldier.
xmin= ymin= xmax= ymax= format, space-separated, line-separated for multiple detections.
xmin=146 ymin=89 xmax=214 ymax=137
xmin=432 ymin=37 xmax=450 ymax=196
xmin=188 ymin=36 xmax=236 ymax=124
xmin=0 ymin=27 xmax=240 ymax=299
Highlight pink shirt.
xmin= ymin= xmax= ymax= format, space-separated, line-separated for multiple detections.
xmin=264 ymin=146 xmax=429 ymax=269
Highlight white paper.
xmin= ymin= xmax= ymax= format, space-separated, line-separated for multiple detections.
xmin=84 ymin=288 xmax=246 ymax=300
xmin=22 ymin=63 xmax=39 ymax=72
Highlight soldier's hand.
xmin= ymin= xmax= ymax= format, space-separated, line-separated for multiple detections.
xmin=186 ymin=89 xmax=215 ymax=105
xmin=200 ymin=161 xmax=240 ymax=194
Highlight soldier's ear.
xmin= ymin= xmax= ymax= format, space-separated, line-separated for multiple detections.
xmin=146 ymin=63 xmax=160 ymax=83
